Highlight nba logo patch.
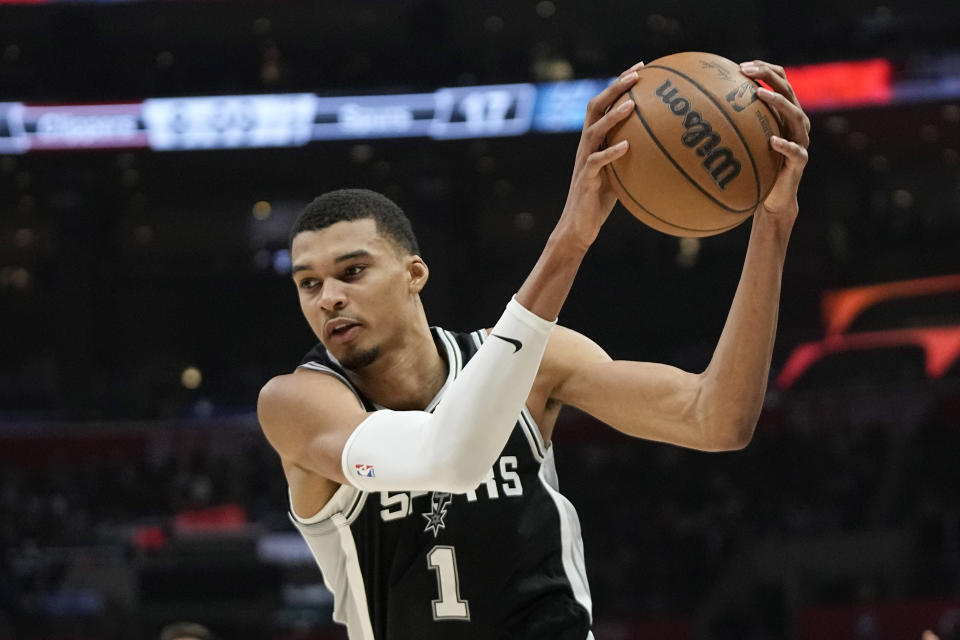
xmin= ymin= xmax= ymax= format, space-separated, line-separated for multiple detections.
xmin=355 ymin=464 xmax=375 ymax=478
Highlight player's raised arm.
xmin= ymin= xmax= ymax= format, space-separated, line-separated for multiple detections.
xmin=516 ymin=61 xmax=645 ymax=321
xmin=544 ymin=60 xmax=810 ymax=451
xmin=259 ymin=64 xmax=646 ymax=494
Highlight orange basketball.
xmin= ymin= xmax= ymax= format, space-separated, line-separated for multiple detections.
xmin=605 ymin=51 xmax=783 ymax=237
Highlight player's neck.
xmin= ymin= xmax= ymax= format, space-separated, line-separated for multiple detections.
xmin=347 ymin=321 xmax=448 ymax=411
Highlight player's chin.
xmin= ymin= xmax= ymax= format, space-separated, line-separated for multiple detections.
xmin=337 ymin=345 xmax=381 ymax=371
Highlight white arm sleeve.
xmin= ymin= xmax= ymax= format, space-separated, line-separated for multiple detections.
xmin=340 ymin=296 xmax=555 ymax=493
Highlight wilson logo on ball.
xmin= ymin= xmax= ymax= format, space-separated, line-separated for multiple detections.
xmin=654 ymin=79 xmax=741 ymax=190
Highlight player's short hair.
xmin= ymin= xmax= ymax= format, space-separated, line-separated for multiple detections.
xmin=290 ymin=188 xmax=420 ymax=255
xmin=158 ymin=621 xmax=216 ymax=640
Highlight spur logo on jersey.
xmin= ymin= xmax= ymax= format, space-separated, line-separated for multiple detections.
xmin=654 ymin=79 xmax=742 ymax=190
xmin=354 ymin=463 xmax=376 ymax=478
xmin=379 ymin=455 xmax=524 ymax=525
xmin=422 ymin=492 xmax=452 ymax=538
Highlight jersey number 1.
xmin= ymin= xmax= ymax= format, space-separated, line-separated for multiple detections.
xmin=426 ymin=545 xmax=470 ymax=620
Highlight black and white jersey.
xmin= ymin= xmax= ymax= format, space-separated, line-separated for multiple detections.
xmin=290 ymin=327 xmax=593 ymax=640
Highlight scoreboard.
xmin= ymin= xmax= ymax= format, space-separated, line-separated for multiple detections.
xmin=1 ymin=84 xmax=543 ymax=153
xmin=0 ymin=57 xmax=946 ymax=154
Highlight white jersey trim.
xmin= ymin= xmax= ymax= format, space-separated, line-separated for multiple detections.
xmin=422 ymin=328 xmax=463 ymax=413
xmin=289 ymin=494 xmax=374 ymax=639
xmin=538 ymin=447 xmax=593 ymax=622
xmin=333 ymin=512 xmax=376 ymax=640
xmin=519 ymin=408 xmax=547 ymax=461
xmin=289 ymin=484 xmax=366 ymax=525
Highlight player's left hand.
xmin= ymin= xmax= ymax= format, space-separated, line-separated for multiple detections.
xmin=555 ymin=60 xmax=644 ymax=250
xmin=740 ymin=60 xmax=810 ymax=226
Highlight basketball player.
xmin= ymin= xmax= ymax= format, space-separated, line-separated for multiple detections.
xmin=258 ymin=60 xmax=810 ymax=639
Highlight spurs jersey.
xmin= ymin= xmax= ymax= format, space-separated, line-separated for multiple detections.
xmin=290 ymin=327 xmax=593 ymax=640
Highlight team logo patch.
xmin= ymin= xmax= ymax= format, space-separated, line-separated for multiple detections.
xmin=422 ymin=492 xmax=452 ymax=538
xmin=355 ymin=464 xmax=376 ymax=478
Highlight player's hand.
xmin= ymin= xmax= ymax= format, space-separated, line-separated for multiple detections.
xmin=740 ymin=60 xmax=810 ymax=226
xmin=922 ymin=630 xmax=940 ymax=640
xmin=555 ymin=61 xmax=643 ymax=250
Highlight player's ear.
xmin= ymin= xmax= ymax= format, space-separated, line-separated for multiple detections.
xmin=407 ymin=255 xmax=429 ymax=294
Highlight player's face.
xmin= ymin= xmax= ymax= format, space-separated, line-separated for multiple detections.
xmin=290 ymin=219 xmax=423 ymax=370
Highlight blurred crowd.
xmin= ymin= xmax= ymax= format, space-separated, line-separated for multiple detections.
xmin=567 ymin=383 xmax=960 ymax=620
xmin=1 ymin=381 xmax=957 ymax=639
xmin=0 ymin=428 xmax=287 ymax=638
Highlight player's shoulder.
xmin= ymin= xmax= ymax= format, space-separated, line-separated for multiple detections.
xmin=259 ymin=367 xmax=360 ymax=416
xmin=261 ymin=338 xmax=358 ymax=412
xmin=257 ymin=368 xmax=365 ymax=448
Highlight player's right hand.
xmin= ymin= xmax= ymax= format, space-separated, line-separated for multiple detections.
xmin=740 ymin=60 xmax=810 ymax=228
xmin=554 ymin=62 xmax=643 ymax=251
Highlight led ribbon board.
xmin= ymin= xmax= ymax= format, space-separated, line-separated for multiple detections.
xmin=1 ymin=58 xmax=954 ymax=154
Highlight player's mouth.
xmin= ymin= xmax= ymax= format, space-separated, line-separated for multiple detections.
xmin=325 ymin=318 xmax=362 ymax=343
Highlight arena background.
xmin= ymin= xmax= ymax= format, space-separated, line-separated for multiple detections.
xmin=1 ymin=1 xmax=959 ymax=638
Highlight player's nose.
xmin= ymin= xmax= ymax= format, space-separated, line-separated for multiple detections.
xmin=318 ymin=280 xmax=347 ymax=311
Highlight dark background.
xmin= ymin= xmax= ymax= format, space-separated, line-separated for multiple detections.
xmin=1 ymin=1 xmax=959 ymax=639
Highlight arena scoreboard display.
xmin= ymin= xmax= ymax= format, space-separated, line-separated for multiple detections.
xmin=0 ymin=84 xmax=539 ymax=153
xmin=0 ymin=57 xmax=954 ymax=154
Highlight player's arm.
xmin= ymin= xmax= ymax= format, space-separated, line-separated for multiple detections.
xmin=548 ymin=60 xmax=810 ymax=451
xmin=259 ymin=296 xmax=556 ymax=494
xmin=546 ymin=207 xmax=791 ymax=451
xmin=546 ymin=209 xmax=786 ymax=451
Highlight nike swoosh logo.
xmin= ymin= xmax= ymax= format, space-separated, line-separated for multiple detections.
xmin=491 ymin=334 xmax=523 ymax=353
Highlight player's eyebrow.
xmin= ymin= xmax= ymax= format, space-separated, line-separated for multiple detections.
xmin=334 ymin=249 xmax=372 ymax=263
xmin=291 ymin=249 xmax=373 ymax=276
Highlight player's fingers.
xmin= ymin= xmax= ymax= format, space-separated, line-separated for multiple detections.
xmin=757 ymin=87 xmax=811 ymax=148
xmin=747 ymin=59 xmax=786 ymax=78
xmin=763 ymin=135 xmax=807 ymax=214
xmin=584 ymin=139 xmax=629 ymax=175
xmin=583 ymin=97 xmax=636 ymax=150
xmin=770 ymin=135 xmax=808 ymax=173
xmin=584 ymin=63 xmax=643 ymax=124
xmin=619 ymin=60 xmax=645 ymax=77
xmin=742 ymin=60 xmax=788 ymax=85
xmin=740 ymin=61 xmax=797 ymax=105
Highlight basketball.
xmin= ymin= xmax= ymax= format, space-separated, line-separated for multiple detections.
xmin=605 ymin=51 xmax=783 ymax=237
